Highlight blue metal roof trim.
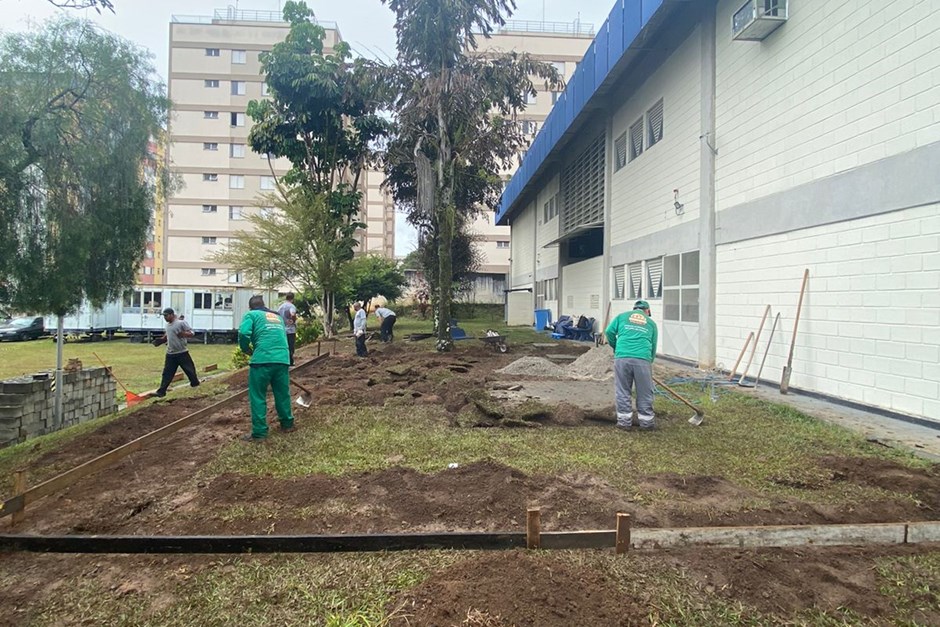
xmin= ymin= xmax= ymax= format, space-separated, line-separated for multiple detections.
xmin=496 ymin=0 xmax=671 ymax=225
xmin=594 ymin=22 xmax=610 ymax=85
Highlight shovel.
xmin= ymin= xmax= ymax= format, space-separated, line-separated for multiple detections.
xmin=781 ymin=269 xmax=809 ymax=394
xmin=290 ymin=380 xmax=314 ymax=408
xmin=92 ymin=352 xmax=145 ymax=406
xmin=652 ymin=375 xmax=705 ymax=426
xmin=739 ymin=313 xmax=780 ymax=389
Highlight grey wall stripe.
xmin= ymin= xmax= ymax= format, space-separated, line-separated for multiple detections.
xmin=535 ymin=265 xmax=559 ymax=282
xmin=716 ymin=141 xmax=940 ymax=246
xmin=609 ymin=218 xmax=701 ymax=266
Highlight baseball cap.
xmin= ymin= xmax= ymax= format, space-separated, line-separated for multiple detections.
xmin=633 ymin=300 xmax=650 ymax=311
xmin=162 ymin=308 xmax=175 ymax=316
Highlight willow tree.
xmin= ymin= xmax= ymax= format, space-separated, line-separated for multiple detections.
xmin=218 ymin=0 xmax=388 ymax=336
xmin=0 ymin=17 xmax=167 ymax=424
xmin=380 ymin=0 xmax=560 ymax=351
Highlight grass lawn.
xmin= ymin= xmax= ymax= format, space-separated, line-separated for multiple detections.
xmin=391 ymin=314 xmax=546 ymax=345
xmin=0 ymin=337 xmax=237 ymax=399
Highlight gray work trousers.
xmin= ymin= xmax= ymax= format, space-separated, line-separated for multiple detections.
xmin=614 ymin=358 xmax=655 ymax=428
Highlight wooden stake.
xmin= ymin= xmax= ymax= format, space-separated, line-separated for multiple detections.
xmin=526 ymin=508 xmax=541 ymax=549
xmin=11 ymin=471 xmax=26 ymax=527
xmin=203 ymin=364 xmax=218 ymax=373
xmin=317 ymin=340 xmax=321 ymax=356
xmin=616 ymin=512 xmax=631 ymax=554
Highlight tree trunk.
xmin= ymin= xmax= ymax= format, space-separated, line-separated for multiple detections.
xmin=436 ymin=200 xmax=455 ymax=352
xmin=55 ymin=314 xmax=64 ymax=428
xmin=321 ymin=289 xmax=335 ymax=339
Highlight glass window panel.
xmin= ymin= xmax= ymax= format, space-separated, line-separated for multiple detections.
xmin=663 ymin=254 xmax=680 ymax=287
xmin=681 ymin=288 xmax=700 ymax=322
xmin=663 ymin=289 xmax=680 ymax=321
xmin=681 ymin=251 xmax=699 ymax=286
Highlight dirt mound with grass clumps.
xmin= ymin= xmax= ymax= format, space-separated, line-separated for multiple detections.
xmin=820 ymin=455 xmax=940 ymax=510
xmin=391 ymin=551 xmax=645 ymax=627
xmin=169 ymin=460 xmax=635 ymax=534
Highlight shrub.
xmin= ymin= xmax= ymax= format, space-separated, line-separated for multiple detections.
xmin=231 ymin=347 xmax=250 ymax=369
xmin=296 ymin=318 xmax=323 ymax=347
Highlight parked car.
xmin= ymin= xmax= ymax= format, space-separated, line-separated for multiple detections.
xmin=0 ymin=316 xmax=46 ymax=341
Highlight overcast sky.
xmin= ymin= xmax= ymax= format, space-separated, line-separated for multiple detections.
xmin=0 ymin=0 xmax=614 ymax=255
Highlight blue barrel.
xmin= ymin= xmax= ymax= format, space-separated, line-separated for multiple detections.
xmin=534 ymin=309 xmax=552 ymax=331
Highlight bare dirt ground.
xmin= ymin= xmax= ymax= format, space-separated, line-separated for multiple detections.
xmin=1 ymin=339 xmax=939 ymax=625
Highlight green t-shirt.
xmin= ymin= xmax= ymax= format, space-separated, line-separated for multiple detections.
xmin=604 ymin=309 xmax=658 ymax=362
xmin=238 ymin=309 xmax=290 ymax=365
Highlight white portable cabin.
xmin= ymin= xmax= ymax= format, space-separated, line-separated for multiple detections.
xmin=121 ymin=286 xmax=280 ymax=340
xmin=44 ymin=301 xmax=122 ymax=337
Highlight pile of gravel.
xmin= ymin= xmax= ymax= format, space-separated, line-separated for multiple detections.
xmin=495 ymin=357 xmax=567 ymax=378
xmin=566 ymin=346 xmax=614 ymax=380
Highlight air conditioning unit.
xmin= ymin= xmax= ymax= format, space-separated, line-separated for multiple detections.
xmin=732 ymin=0 xmax=788 ymax=41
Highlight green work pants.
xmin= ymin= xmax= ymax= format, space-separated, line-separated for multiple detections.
xmin=248 ymin=363 xmax=294 ymax=438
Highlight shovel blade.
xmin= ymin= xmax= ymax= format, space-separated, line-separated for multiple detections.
xmin=295 ymin=394 xmax=312 ymax=408
xmin=688 ymin=412 xmax=704 ymax=426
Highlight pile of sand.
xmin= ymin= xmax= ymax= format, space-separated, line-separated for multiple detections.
xmin=566 ymin=346 xmax=614 ymax=380
xmin=495 ymin=357 xmax=567 ymax=378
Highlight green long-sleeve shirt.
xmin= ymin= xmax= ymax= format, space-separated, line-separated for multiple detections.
xmin=238 ymin=309 xmax=290 ymax=365
xmin=605 ymin=309 xmax=658 ymax=362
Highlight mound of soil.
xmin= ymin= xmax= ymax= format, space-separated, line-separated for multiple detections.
xmin=665 ymin=544 xmax=940 ymax=622
xmin=391 ymin=551 xmax=645 ymax=627
xmin=821 ymin=455 xmax=940 ymax=510
xmin=171 ymin=460 xmax=635 ymax=534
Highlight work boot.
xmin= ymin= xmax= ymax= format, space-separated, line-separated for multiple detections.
xmin=615 ymin=422 xmax=631 ymax=432
xmin=241 ymin=434 xmax=265 ymax=443
xmin=279 ymin=425 xmax=297 ymax=433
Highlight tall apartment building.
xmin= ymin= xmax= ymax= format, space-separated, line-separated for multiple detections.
xmin=164 ymin=8 xmax=394 ymax=287
xmin=460 ymin=21 xmax=594 ymax=303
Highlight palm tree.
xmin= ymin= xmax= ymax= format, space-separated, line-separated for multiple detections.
xmin=380 ymin=0 xmax=560 ymax=351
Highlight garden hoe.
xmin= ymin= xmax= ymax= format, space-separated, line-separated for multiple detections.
xmin=780 ymin=269 xmax=809 ymax=394
xmin=290 ymin=380 xmax=314 ymax=408
xmin=652 ymin=375 xmax=705 ymax=426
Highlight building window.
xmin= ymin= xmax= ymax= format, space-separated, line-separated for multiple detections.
xmin=560 ymin=132 xmax=605 ymax=236
xmin=202 ymin=173 xmax=218 ymax=182
xmin=542 ymin=195 xmax=558 ymax=223
xmin=646 ymin=257 xmax=663 ymax=299
xmin=260 ymin=176 xmax=276 ymax=190
xmin=204 ymin=79 xmax=219 ymax=88
xmin=231 ymin=49 xmax=246 ymax=64
xmin=205 ymin=48 xmax=220 ymax=57
xmin=521 ymin=120 xmax=538 ymax=136
xmin=145 ymin=249 xmax=154 ymax=259
xmin=614 ymin=132 xmax=627 ymax=171
xmin=203 ymin=142 xmax=218 ymax=151
xmin=194 ymin=292 xmax=213 ymax=309
xmin=628 ymin=262 xmax=643 ymax=300
xmin=551 ymin=61 xmax=565 ymax=75
xmin=612 ymin=265 xmax=625 ymax=300
xmin=202 ymin=205 xmax=218 ymax=213
xmin=201 ymin=268 xmax=217 ymax=276
xmin=202 ymin=236 xmax=217 ymax=245
xmin=496 ymin=240 xmax=510 ymax=249
xmin=229 ymin=175 xmax=244 ymax=189
xmin=228 ymin=272 xmax=242 ymax=284
xmin=662 ymin=251 xmax=699 ymax=322
xmin=229 ymin=206 xmax=243 ymax=220
xmin=261 ymin=83 xmax=271 ymax=96
xmin=628 ymin=117 xmax=643 ymax=162
xmin=647 ymin=99 xmax=664 ymax=148
xmin=230 ymin=143 xmax=245 ymax=158
xmin=525 ymin=91 xmax=537 ymax=105
xmin=231 ymin=112 xmax=245 ymax=127
xmin=142 ymin=266 xmax=154 ymax=276
xmin=204 ymin=111 xmax=219 ymax=119
xmin=551 ymin=91 xmax=562 ymax=105
xmin=231 ymin=81 xmax=246 ymax=96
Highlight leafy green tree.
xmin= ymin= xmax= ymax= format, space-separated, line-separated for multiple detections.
xmin=337 ymin=255 xmax=407 ymax=329
xmin=379 ymin=0 xmax=560 ymax=351
xmin=218 ymin=0 xmax=388 ymax=336
xmin=47 ymin=0 xmax=114 ymax=11
xmin=0 ymin=17 xmax=167 ymax=317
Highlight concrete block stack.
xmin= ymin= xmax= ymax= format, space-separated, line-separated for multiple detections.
xmin=0 ymin=367 xmax=117 ymax=447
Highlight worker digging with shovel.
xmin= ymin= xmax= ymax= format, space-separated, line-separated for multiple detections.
xmin=605 ymin=300 xmax=658 ymax=431
xmin=238 ymin=295 xmax=298 ymax=442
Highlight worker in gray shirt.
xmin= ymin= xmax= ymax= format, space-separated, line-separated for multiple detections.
xmin=152 ymin=307 xmax=200 ymax=397
xmin=375 ymin=305 xmax=397 ymax=342
xmin=277 ymin=292 xmax=298 ymax=365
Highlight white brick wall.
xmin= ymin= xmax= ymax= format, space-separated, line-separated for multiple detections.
xmin=536 ymin=175 xmax=561 ymax=275
xmin=510 ymin=201 xmax=536 ymax=287
xmin=609 ymin=24 xmax=701 ymax=246
xmin=561 ymin=257 xmax=604 ymax=323
xmin=716 ymin=203 xmax=940 ymax=421
xmin=716 ymin=0 xmax=940 ymax=210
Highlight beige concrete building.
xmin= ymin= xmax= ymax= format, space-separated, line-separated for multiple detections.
xmin=463 ymin=21 xmax=594 ymax=303
xmin=165 ymin=8 xmax=394 ymax=287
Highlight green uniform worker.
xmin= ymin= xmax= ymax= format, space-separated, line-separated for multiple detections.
xmin=238 ymin=295 xmax=295 ymax=441
xmin=605 ymin=300 xmax=658 ymax=430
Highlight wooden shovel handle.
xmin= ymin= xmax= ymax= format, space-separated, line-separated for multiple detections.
xmin=290 ymin=379 xmax=312 ymax=395
xmin=652 ymin=376 xmax=704 ymax=415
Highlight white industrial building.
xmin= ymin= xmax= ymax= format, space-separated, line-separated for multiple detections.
xmin=498 ymin=0 xmax=940 ymax=423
